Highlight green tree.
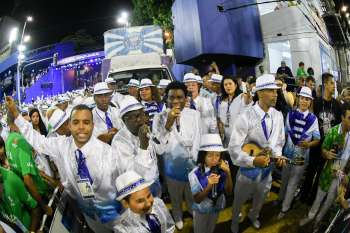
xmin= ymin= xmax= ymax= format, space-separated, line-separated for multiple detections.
xmin=131 ymin=0 xmax=174 ymax=31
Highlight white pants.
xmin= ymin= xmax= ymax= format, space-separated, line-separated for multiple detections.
xmin=166 ymin=176 xmax=194 ymax=222
xmin=193 ymin=211 xmax=219 ymax=233
xmin=307 ymin=179 xmax=338 ymax=223
xmin=279 ymin=163 xmax=306 ymax=212
xmin=231 ymin=172 xmax=272 ymax=233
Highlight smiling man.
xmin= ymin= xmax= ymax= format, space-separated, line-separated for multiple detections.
xmin=5 ymin=96 xmax=122 ymax=232
xmin=114 ymin=171 xmax=174 ymax=233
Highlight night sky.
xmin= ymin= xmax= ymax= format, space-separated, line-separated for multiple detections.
xmin=1 ymin=0 xmax=133 ymax=49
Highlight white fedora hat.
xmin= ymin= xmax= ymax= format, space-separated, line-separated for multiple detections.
xmin=127 ymin=79 xmax=140 ymax=88
xmin=93 ymin=82 xmax=113 ymax=95
xmin=298 ymin=86 xmax=313 ymax=99
xmin=105 ymin=77 xmax=116 ymax=84
xmin=115 ymin=171 xmax=153 ymax=201
xmin=209 ymin=74 xmax=223 ymax=84
xmin=200 ymin=134 xmax=227 ymax=152
xmin=48 ymin=109 xmax=69 ymax=133
xmin=183 ymin=73 xmax=198 ymax=83
xmin=157 ymin=79 xmax=171 ymax=89
xmin=119 ymin=95 xmax=144 ymax=118
xmin=139 ymin=78 xmax=155 ymax=89
xmin=254 ymin=74 xmax=280 ymax=92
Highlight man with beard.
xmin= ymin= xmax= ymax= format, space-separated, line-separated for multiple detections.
xmin=111 ymin=96 xmax=164 ymax=197
xmin=229 ymin=74 xmax=286 ymax=233
xmin=92 ymin=82 xmax=123 ymax=144
xmin=114 ymin=171 xmax=175 ymax=233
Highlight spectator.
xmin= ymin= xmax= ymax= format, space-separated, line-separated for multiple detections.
xmin=296 ymin=62 xmax=307 ymax=79
xmin=277 ymin=61 xmax=293 ymax=77
xmin=305 ymin=76 xmax=317 ymax=98
xmin=307 ymin=67 xmax=315 ymax=76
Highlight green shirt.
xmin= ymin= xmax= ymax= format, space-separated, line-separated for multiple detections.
xmin=0 ymin=166 xmax=37 ymax=229
xmin=296 ymin=67 xmax=307 ymax=78
xmin=319 ymin=124 xmax=345 ymax=192
xmin=5 ymin=132 xmax=48 ymax=196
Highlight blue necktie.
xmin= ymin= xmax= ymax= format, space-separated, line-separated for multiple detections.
xmin=146 ymin=214 xmax=161 ymax=233
xmin=190 ymin=99 xmax=196 ymax=110
xmin=75 ymin=149 xmax=93 ymax=184
xmin=105 ymin=112 xmax=113 ymax=130
xmin=261 ymin=113 xmax=269 ymax=141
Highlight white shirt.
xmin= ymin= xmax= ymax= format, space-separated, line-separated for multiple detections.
xmin=92 ymin=106 xmax=124 ymax=137
xmin=111 ymin=127 xmax=165 ymax=183
xmin=228 ymin=104 xmax=285 ymax=168
xmin=111 ymin=92 xmax=126 ymax=109
xmin=152 ymin=108 xmax=201 ymax=181
xmin=218 ymin=93 xmax=252 ymax=145
xmin=192 ymin=95 xmax=217 ymax=134
xmin=14 ymin=115 xmax=121 ymax=206
xmin=113 ymin=197 xmax=175 ymax=233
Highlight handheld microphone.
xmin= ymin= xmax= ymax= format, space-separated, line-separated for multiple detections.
xmin=175 ymin=117 xmax=180 ymax=132
xmin=210 ymin=166 xmax=220 ymax=199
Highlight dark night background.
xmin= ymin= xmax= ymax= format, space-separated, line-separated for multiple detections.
xmin=0 ymin=0 xmax=133 ymax=49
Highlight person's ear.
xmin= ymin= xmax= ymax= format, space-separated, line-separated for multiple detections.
xmin=121 ymin=199 xmax=129 ymax=209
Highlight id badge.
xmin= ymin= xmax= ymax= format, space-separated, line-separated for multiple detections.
xmin=77 ymin=178 xmax=95 ymax=199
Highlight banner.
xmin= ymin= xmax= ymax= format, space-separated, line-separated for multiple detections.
xmin=104 ymin=25 xmax=164 ymax=59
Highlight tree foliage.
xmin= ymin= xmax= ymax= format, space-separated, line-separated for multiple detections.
xmin=131 ymin=0 xmax=174 ymax=31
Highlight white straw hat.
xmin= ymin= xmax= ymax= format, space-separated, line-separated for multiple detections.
xmin=127 ymin=79 xmax=140 ymax=88
xmin=48 ymin=109 xmax=69 ymax=132
xmin=157 ymin=79 xmax=171 ymax=88
xmin=139 ymin=79 xmax=154 ymax=88
xmin=119 ymin=95 xmax=144 ymax=118
xmin=115 ymin=171 xmax=153 ymax=201
xmin=199 ymin=134 xmax=227 ymax=152
xmin=298 ymin=86 xmax=313 ymax=99
xmin=93 ymin=82 xmax=113 ymax=95
xmin=254 ymin=74 xmax=280 ymax=92
xmin=209 ymin=74 xmax=223 ymax=84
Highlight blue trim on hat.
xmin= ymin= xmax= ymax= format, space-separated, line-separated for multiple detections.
xmin=94 ymin=88 xmax=113 ymax=94
xmin=184 ymin=78 xmax=198 ymax=83
xmin=299 ymin=91 xmax=313 ymax=98
xmin=117 ymin=178 xmax=146 ymax=198
xmin=120 ymin=103 xmax=144 ymax=116
xmin=52 ymin=112 xmax=68 ymax=131
xmin=140 ymin=84 xmax=155 ymax=88
xmin=255 ymin=82 xmax=278 ymax=89
xmin=200 ymin=144 xmax=225 ymax=150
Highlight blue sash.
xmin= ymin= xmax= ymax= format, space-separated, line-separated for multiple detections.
xmin=194 ymin=167 xmax=226 ymax=199
xmin=77 ymin=198 xmax=122 ymax=223
xmin=240 ymin=166 xmax=271 ymax=181
xmin=288 ymin=110 xmax=316 ymax=145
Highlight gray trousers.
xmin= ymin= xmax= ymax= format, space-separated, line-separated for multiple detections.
xmin=231 ymin=172 xmax=272 ymax=233
xmin=193 ymin=211 xmax=219 ymax=233
xmin=279 ymin=163 xmax=306 ymax=212
xmin=166 ymin=176 xmax=194 ymax=222
xmin=307 ymin=179 xmax=338 ymax=223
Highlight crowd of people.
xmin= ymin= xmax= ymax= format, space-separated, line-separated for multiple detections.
xmin=0 ymin=61 xmax=349 ymax=233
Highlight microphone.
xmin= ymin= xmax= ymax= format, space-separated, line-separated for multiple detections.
xmin=210 ymin=166 xmax=220 ymax=199
xmin=175 ymin=117 xmax=180 ymax=132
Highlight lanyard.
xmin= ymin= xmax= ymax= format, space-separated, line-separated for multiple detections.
xmin=95 ymin=108 xmax=109 ymax=125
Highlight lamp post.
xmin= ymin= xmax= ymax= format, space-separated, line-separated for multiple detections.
xmin=16 ymin=16 xmax=33 ymax=107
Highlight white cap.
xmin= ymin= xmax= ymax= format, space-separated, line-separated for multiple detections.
xmin=199 ymin=134 xmax=227 ymax=152
xmin=115 ymin=171 xmax=153 ymax=201
xmin=119 ymin=95 xmax=144 ymax=118
xmin=127 ymin=79 xmax=140 ymax=88
xmin=254 ymin=74 xmax=280 ymax=92
xmin=209 ymin=74 xmax=223 ymax=84
xmin=93 ymin=82 xmax=113 ymax=95
xmin=105 ymin=77 xmax=116 ymax=84
xmin=298 ymin=86 xmax=313 ymax=99
xmin=183 ymin=73 xmax=198 ymax=83
xmin=157 ymin=79 xmax=171 ymax=89
xmin=139 ymin=79 xmax=154 ymax=88
xmin=48 ymin=109 xmax=69 ymax=132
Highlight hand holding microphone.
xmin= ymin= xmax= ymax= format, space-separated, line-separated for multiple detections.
xmin=165 ymin=106 xmax=181 ymax=131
